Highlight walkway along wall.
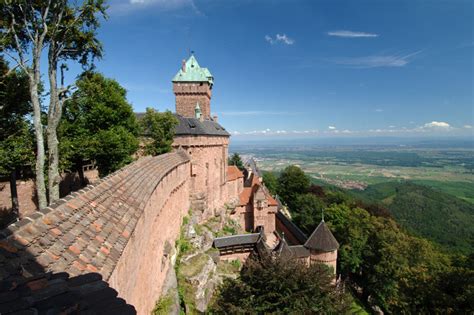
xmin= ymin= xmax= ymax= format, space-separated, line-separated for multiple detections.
xmin=0 ymin=151 xmax=191 ymax=314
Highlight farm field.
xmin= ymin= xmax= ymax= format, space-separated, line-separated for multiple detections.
xmin=232 ymin=143 xmax=474 ymax=203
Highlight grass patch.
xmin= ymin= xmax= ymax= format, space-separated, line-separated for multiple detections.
xmin=350 ymin=300 xmax=370 ymax=315
xmin=194 ymin=224 xmax=204 ymax=236
xmin=180 ymin=253 xmax=210 ymax=278
xmin=175 ymin=215 xmax=199 ymax=314
xmin=177 ymin=273 xmax=197 ymax=314
xmin=152 ymin=293 xmax=174 ymax=315
xmin=216 ymin=259 xmax=241 ymax=275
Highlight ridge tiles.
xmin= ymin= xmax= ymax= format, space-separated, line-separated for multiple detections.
xmin=0 ymin=152 xmax=190 ymax=283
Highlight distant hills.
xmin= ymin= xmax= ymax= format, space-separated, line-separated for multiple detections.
xmin=352 ymin=181 xmax=474 ymax=255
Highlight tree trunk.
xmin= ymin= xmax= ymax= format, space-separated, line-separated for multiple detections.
xmin=47 ymin=57 xmax=61 ymax=204
xmin=9 ymin=169 xmax=19 ymax=219
xmin=29 ymin=75 xmax=47 ymax=209
xmin=47 ymin=126 xmax=60 ymax=203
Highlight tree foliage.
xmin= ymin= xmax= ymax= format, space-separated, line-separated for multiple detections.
xmin=211 ymin=255 xmax=351 ymax=314
xmin=0 ymin=58 xmax=33 ymax=215
xmin=292 ymin=193 xmax=325 ymax=233
xmin=59 ymin=72 xmax=139 ymax=178
xmin=1 ymin=0 xmax=107 ymax=206
xmin=354 ymin=181 xmax=474 ymax=254
xmin=140 ymin=108 xmax=178 ymax=156
xmin=262 ymin=171 xmax=278 ymax=195
xmin=277 ymin=165 xmax=310 ymax=210
xmin=228 ymin=153 xmax=244 ymax=171
xmin=274 ymin=164 xmax=473 ymax=313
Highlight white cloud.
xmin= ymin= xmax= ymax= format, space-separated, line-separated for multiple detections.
xmin=375 ymin=108 xmax=383 ymax=112
xmin=327 ymin=30 xmax=379 ymax=38
xmin=265 ymin=33 xmax=294 ymax=45
xmin=333 ymin=51 xmax=422 ymax=68
xmin=111 ymin=0 xmax=200 ymax=15
xmin=231 ymin=121 xmax=471 ymax=137
xmin=423 ymin=121 xmax=451 ymax=129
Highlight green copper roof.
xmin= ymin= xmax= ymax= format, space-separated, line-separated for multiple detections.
xmin=172 ymin=55 xmax=214 ymax=85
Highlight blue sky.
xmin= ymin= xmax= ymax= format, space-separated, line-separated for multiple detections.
xmin=75 ymin=0 xmax=473 ymax=138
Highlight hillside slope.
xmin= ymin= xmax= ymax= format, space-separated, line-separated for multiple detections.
xmin=353 ymin=181 xmax=474 ymax=254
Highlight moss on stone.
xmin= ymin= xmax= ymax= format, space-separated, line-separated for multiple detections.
xmin=180 ymin=253 xmax=210 ymax=278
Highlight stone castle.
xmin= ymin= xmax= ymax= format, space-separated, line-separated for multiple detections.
xmin=0 ymin=55 xmax=339 ymax=314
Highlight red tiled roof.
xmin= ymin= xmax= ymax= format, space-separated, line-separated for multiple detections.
xmin=251 ymin=174 xmax=260 ymax=186
xmin=267 ymin=194 xmax=278 ymax=206
xmin=227 ymin=165 xmax=244 ymax=181
xmin=239 ymin=182 xmax=278 ymax=207
xmin=239 ymin=187 xmax=253 ymax=206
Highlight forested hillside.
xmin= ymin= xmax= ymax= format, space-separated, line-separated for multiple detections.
xmin=353 ymin=182 xmax=474 ymax=254
xmin=262 ymin=167 xmax=473 ymax=314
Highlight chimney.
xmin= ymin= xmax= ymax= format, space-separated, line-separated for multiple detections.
xmin=182 ymin=59 xmax=186 ymax=72
xmin=212 ymin=115 xmax=218 ymax=123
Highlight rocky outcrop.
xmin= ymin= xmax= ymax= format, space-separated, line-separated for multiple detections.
xmin=175 ymin=205 xmax=243 ymax=313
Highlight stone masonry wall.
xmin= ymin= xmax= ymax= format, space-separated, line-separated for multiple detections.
xmin=173 ymin=82 xmax=211 ymax=118
xmin=0 ymin=151 xmax=190 ymax=315
xmin=310 ymin=250 xmax=338 ymax=274
xmin=109 ymin=162 xmax=189 ymax=314
xmin=226 ymin=177 xmax=243 ymax=203
xmin=0 ymin=170 xmax=99 ymax=219
xmin=173 ymin=136 xmax=229 ymax=220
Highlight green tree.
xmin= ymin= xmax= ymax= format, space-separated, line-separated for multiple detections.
xmin=292 ymin=193 xmax=325 ymax=233
xmin=59 ymin=72 xmax=139 ymax=178
xmin=140 ymin=108 xmax=178 ymax=156
xmin=262 ymin=171 xmax=278 ymax=195
xmin=325 ymin=204 xmax=374 ymax=279
xmin=211 ymin=255 xmax=351 ymax=313
xmin=228 ymin=153 xmax=244 ymax=171
xmin=0 ymin=58 xmax=33 ymax=217
xmin=277 ymin=165 xmax=310 ymax=210
xmin=2 ymin=0 xmax=107 ymax=207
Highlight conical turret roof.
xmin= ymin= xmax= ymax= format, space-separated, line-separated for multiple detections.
xmin=304 ymin=220 xmax=339 ymax=251
xmin=273 ymin=236 xmax=293 ymax=259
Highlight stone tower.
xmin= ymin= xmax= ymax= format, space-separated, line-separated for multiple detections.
xmin=304 ymin=220 xmax=339 ymax=274
xmin=172 ymin=54 xmax=230 ymax=220
xmin=172 ymin=54 xmax=214 ymax=119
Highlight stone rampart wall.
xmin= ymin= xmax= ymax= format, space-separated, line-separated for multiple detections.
xmin=0 ymin=170 xmax=99 ymax=219
xmin=109 ymin=161 xmax=189 ymax=313
xmin=0 ymin=151 xmax=190 ymax=315
xmin=173 ymin=136 xmax=229 ymax=220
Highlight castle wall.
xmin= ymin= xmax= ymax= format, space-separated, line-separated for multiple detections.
xmin=219 ymin=251 xmax=251 ymax=264
xmin=0 ymin=169 xmax=99 ymax=219
xmin=253 ymin=205 xmax=277 ymax=235
xmin=0 ymin=152 xmax=191 ymax=315
xmin=226 ymin=177 xmax=243 ymax=203
xmin=231 ymin=204 xmax=253 ymax=232
xmin=309 ymin=250 xmax=338 ymax=274
xmin=173 ymin=82 xmax=211 ymax=118
xmin=173 ymin=136 xmax=229 ymax=220
xmin=109 ymin=162 xmax=190 ymax=314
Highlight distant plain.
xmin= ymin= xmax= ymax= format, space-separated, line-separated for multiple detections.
xmin=231 ymin=140 xmax=474 ymax=203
